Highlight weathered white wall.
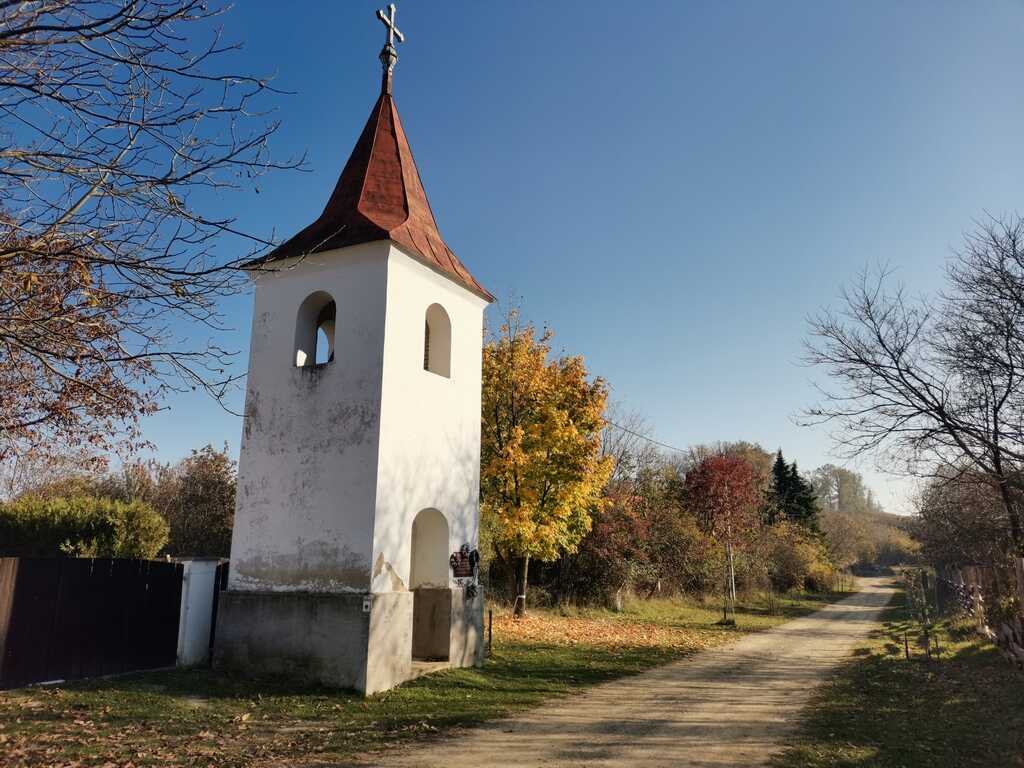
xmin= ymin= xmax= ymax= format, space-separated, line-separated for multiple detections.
xmin=176 ymin=559 xmax=219 ymax=666
xmin=371 ymin=245 xmax=488 ymax=595
xmin=222 ymin=238 xmax=488 ymax=690
xmin=229 ymin=240 xmax=486 ymax=600
xmin=229 ymin=242 xmax=391 ymax=593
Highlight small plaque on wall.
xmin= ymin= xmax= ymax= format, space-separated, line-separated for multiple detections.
xmin=450 ymin=545 xmax=479 ymax=578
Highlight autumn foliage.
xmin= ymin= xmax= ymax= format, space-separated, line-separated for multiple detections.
xmin=0 ymin=229 xmax=156 ymax=463
xmin=0 ymin=1 xmax=299 ymax=468
xmin=480 ymin=309 xmax=613 ymax=614
xmin=0 ymin=495 xmax=167 ymax=559
xmin=685 ymin=455 xmax=761 ymax=546
xmin=2 ymin=443 xmax=236 ymax=559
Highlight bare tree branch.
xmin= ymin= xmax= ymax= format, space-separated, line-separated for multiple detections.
xmin=803 ymin=217 xmax=1024 ymax=553
xmin=0 ymin=1 xmax=304 ymax=461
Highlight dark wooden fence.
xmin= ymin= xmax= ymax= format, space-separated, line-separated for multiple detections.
xmin=208 ymin=561 xmax=230 ymax=656
xmin=0 ymin=557 xmax=183 ymax=689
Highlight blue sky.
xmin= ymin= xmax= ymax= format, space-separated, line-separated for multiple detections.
xmin=146 ymin=1 xmax=1024 ymax=514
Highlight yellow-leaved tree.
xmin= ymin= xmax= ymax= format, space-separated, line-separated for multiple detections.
xmin=481 ymin=308 xmax=613 ymax=616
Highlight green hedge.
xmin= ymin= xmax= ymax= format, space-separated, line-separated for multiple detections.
xmin=0 ymin=495 xmax=168 ymax=559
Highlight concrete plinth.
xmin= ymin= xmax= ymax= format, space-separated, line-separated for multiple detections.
xmin=214 ymin=586 xmax=482 ymax=695
xmin=365 ymin=591 xmax=413 ymax=693
xmin=214 ymin=590 xmax=412 ymax=695
xmin=449 ymin=585 xmax=485 ymax=668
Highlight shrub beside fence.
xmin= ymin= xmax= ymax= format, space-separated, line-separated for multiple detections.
xmin=936 ymin=559 xmax=1024 ymax=670
xmin=0 ymin=557 xmax=183 ymax=689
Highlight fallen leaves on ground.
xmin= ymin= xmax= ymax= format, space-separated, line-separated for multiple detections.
xmin=0 ymin=601 xmax=777 ymax=768
xmin=493 ymin=608 xmax=724 ymax=652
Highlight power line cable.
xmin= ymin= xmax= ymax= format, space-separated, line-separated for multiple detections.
xmin=603 ymin=419 xmax=689 ymax=455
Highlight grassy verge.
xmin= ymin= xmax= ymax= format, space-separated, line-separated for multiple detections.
xmin=0 ymin=588 xmax=849 ymax=768
xmin=772 ymin=585 xmax=1024 ymax=768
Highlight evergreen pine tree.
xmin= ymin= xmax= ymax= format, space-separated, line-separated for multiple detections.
xmin=767 ymin=450 xmax=821 ymax=530
xmin=767 ymin=450 xmax=790 ymax=525
xmin=786 ymin=461 xmax=820 ymax=530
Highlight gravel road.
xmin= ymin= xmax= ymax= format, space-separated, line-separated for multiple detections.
xmin=350 ymin=577 xmax=894 ymax=768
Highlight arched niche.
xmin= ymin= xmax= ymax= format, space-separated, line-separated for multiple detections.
xmin=410 ymin=508 xmax=449 ymax=588
xmin=410 ymin=508 xmax=452 ymax=661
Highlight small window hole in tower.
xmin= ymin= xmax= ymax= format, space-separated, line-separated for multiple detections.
xmin=423 ymin=303 xmax=451 ymax=377
xmin=294 ymin=292 xmax=336 ymax=368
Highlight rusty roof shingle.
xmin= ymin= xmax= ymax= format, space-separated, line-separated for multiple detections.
xmin=248 ymin=91 xmax=493 ymax=303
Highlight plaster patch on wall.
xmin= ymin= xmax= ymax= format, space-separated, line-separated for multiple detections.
xmin=234 ymin=539 xmax=370 ymax=592
xmin=251 ymin=312 xmax=272 ymax=349
xmin=243 ymin=390 xmax=260 ymax=440
xmin=255 ymin=392 xmax=378 ymax=456
xmin=323 ymin=402 xmax=378 ymax=450
xmin=372 ymin=553 xmax=407 ymax=592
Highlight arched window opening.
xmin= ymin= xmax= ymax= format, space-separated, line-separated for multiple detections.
xmin=313 ymin=301 xmax=335 ymax=365
xmin=315 ymin=327 xmax=331 ymax=365
xmin=294 ymin=292 xmax=336 ymax=368
xmin=423 ymin=303 xmax=451 ymax=378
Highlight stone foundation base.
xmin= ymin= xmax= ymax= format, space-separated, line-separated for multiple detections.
xmin=214 ymin=586 xmax=484 ymax=695
xmin=449 ymin=585 xmax=485 ymax=667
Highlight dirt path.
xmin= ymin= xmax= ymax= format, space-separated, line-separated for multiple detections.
xmin=348 ymin=577 xmax=895 ymax=768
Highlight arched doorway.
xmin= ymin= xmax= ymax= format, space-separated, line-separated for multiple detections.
xmin=410 ymin=508 xmax=451 ymax=661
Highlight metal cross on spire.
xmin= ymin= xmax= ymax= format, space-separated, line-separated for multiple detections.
xmin=377 ymin=4 xmax=404 ymax=47
xmin=376 ymin=4 xmax=404 ymax=94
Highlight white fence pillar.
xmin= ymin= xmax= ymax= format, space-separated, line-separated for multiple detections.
xmin=176 ymin=560 xmax=219 ymax=667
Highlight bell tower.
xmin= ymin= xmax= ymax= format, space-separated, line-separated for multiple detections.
xmin=214 ymin=5 xmax=493 ymax=695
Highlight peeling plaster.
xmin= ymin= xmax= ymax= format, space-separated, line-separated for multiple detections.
xmin=242 ymin=390 xmax=259 ymax=440
xmin=373 ymin=553 xmax=407 ymax=592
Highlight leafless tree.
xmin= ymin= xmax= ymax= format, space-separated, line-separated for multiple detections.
xmin=913 ymin=470 xmax=1012 ymax=571
xmin=601 ymin=403 xmax=660 ymax=483
xmin=0 ymin=1 xmax=301 ymax=463
xmin=804 ymin=217 xmax=1024 ymax=553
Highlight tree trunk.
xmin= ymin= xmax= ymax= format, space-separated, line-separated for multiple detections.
xmin=610 ymin=587 xmax=624 ymax=613
xmin=996 ymin=473 xmax=1024 ymax=556
xmin=556 ymin=551 xmax=571 ymax=605
xmin=723 ymin=551 xmax=730 ymax=619
xmin=514 ymin=555 xmax=530 ymax=617
xmin=727 ymin=541 xmax=737 ymax=607
xmin=501 ymin=552 xmax=516 ymax=600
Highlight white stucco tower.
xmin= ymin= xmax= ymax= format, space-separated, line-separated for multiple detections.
xmin=214 ymin=9 xmax=493 ymax=695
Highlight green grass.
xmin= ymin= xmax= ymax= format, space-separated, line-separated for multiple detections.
xmin=772 ymin=584 xmax=1024 ymax=768
xmin=0 ymin=588 xmax=849 ymax=768
xmin=619 ymin=588 xmax=850 ymax=629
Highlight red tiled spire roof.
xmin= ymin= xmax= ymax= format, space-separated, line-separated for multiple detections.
xmin=251 ymin=84 xmax=493 ymax=302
